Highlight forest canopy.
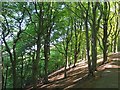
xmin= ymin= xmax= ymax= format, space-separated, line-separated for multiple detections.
xmin=0 ymin=1 xmax=120 ymax=89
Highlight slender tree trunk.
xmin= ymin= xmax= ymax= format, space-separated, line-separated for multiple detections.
xmin=118 ymin=35 xmax=120 ymax=52
xmin=110 ymin=40 xmax=113 ymax=52
xmin=73 ymin=49 xmax=77 ymax=67
xmin=32 ymin=59 xmax=35 ymax=86
xmin=4 ymin=66 xmax=8 ymax=90
xmin=44 ymin=51 xmax=48 ymax=83
xmin=44 ymin=5 xmax=53 ymax=82
xmin=2 ymin=36 xmax=17 ymax=88
xmin=44 ymin=26 xmax=52 ymax=83
xmin=91 ymin=3 xmax=97 ymax=72
xmin=114 ymin=15 xmax=119 ymax=53
xmin=44 ymin=39 xmax=49 ymax=83
xmin=102 ymin=29 xmax=107 ymax=64
xmin=33 ymin=37 xmax=41 ymax=88
xmin=113 ymin=39 xmax=117 ymax=53
xmin=85 ymin=2 xmax=93 ymax=76
xmin=84 ymin=51 xmax=86 ymax=61
xmin=1 ymin=45 xmax=4 ymax=90
xmin=21 ymin=54 xmax=24 ymax=88
xmin=64 ymin=46 xmax=68 ymax=78
xmin=118 ymin=3 xmax=120 ymax=52
xmin=102 ymin=2 xmax=108 ymax=64
xmin=2 ymin=72 xmax=4 ymax=89
xmin=73 ymin=20 xmax=78 ymax=67
xmin=64 ymin=26 xmax=72 ymax=78
xmin=32 ymin=2 xmax=43 ymax=88
xmin=12 ymin=61 xmax=17 ymax=88
xmin=12 ymin=47 xmax=17 ymax=88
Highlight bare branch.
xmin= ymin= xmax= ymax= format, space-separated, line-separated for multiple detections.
xmin=33 ymin=2 xmax=39 ymax=17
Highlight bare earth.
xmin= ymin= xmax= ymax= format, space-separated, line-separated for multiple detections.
xmin=28 ymin=52 xmax=120 ymax=89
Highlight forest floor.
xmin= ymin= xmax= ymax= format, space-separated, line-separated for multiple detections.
xmin=28 ymin=52 xmax=120 ymax=89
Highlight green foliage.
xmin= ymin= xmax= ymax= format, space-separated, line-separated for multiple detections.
xmin=1 ymin=2 xmax=119 ymax=88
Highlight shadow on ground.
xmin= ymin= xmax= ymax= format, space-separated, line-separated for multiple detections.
xmin=66 ymin=58 xmax=120 ymax=89
xmin=28 ymin=53 xmax=120 ymax=90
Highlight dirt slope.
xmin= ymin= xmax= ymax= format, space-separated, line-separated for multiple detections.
xmin=28 ymin=52 xmax=120 ymax=89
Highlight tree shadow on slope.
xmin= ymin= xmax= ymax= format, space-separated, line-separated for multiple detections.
xmin=29 ymin=53 xmax=120 ymax=89
xmin=67 ymin=59 xmax=120 ymax=89
xmin=39 ymin=68 xmax=89 ymax=88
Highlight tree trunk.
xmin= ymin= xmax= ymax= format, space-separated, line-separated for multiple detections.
xmin=2 ymin=36 xmax=17 ymax=88
xmin=110 ymin=40 xmax=113 ymax=52
xmin=13 ymin=48 xmax=17 ymax=88
xmin=113 ymin=38 xmax=117 ymax=53
xmin=118 ymin=35 xmax=120 ymax=52
xmin=64 ymin=26 xmax=71 ymax=78
xmin=102 ymin=2 xmax=108 ymax=64
xmin=4 ymin=66 xmax=8 ymax=90
xmin=85 ymin=2 xmax=93 ymax=76
xmin=33 ymin=38 xmax=41 ymax=88
xmin=91 ymin=3 xmax=97 ymax=72
xmin=64 ymin=47 xmax=68 ymax=78
xmin=1 ymin=50 xmax=4 ymax=90
xmin=12 ymin=61 xmax=17 ymax=88
xmin=32 ymin=53 xmax=37 ymax=88
xmin=44 ymin=30 xmax=51 ymax=83
xmin=32 ymin=2 xmax=43 ymax=88
xmin=114 ymin=15 xmax=119 ymax=53
xmin=102 ymin=29 xmax=107 ymax=64
xmin=44 ymin=40 xmax=49 ymax=83
xmin=21 ymin=54 xmax=24 ymax=88
xmin=73 ymin=49 xmax=77 ymax=67
xmin=73 ymin=20 xmax=78 ymax=67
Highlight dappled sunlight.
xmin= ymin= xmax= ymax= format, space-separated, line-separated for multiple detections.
xmin=1 ymin=2 xmax=119 ymax=89
xmin=25 ymin=53 xmax=120 ymax=89
xmin=38 ymin=59 xmax=90 ymax=88
xmin=48 ymin=67 xmax=65 ymax=79
xmin=49 ymin=73 xmax=64 ymax=82
xmin=38 ymin=53 xmax=120 ymax=89
xmin=104 ymin=64 xmax=120 ymax=69
xmin=108 ymin=52 xmax=120 ymax=60
xmin=73 ymin=74 xmax=88 ymax=83
xmin=68 ymin=69 xmax=88 ymax=77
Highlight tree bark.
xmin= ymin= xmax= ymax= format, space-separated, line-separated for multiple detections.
xmin=102 ymin=2 xmax=108 ymax=64
xmin=64 ymin=45 xmax=68 ymax=78
xmin=4 ymin=66 xmax=8 ymax=90
xmin=85 ymin=2 xmax=93 ymax=76
xmin=21 ymin=54 xmax=24 ymax=88
xmin=91 ymin=2 xmax=97 ymax=72
xmin=118 ymin=35 xmax=120 ymax=52
xmin=73 ymin=21 xmax=78 ymax=67
xmin=113 ymin=38 xmax=117 ymax=53
xmin=2 ymin=35 xmax=17 ymax=88
xmin=44 ymin=37 xmax=49 ymax=83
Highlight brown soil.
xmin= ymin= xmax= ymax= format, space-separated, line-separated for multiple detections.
xmin=28 ymin=52 xmax=120 ymax=89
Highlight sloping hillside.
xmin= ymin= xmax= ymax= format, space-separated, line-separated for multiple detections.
xmin=28 ymin=53 xmax=120 ymax=89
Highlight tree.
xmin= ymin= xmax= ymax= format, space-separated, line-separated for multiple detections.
xmin=85 ymin=2 xmax=93 ymax=76
xmin=43 ymin=2 xmax=56 ymax=83
xmin=102 ymin=2 xmax=109 ymax=64
xmin=91 ymin=2 xmax=98 ymax=72
xmin=1 ymin=2 xmax=119 ymax=89
xmin=73 ymin=18 xmax=82 ymax=67
xmin=1 ymin=3 xmax=26 ymax=88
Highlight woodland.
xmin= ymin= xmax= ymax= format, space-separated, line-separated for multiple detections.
xmin=0 ymin=1 xmax=120 ymax=89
